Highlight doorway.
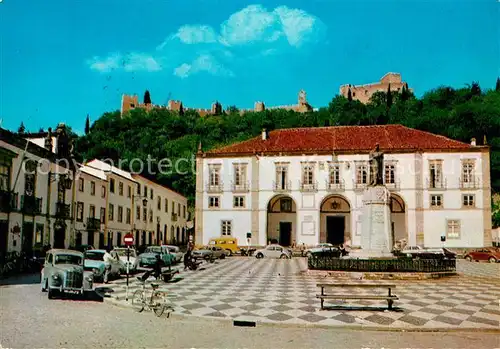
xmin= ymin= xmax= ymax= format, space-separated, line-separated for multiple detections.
xmin=88 ymin=231 xmax=95 ymax=247
xmin=326 ymin=216 xmax=345 ymax=245
xmin=75 ymin=232 xmax=82 ymax=247
xmin=22 ymin=222 xmax=34 ymax=252
xmin=98 ymin=233 xmax=105 ymax=249
xmin=279 ymin=222 xmax=292 ymax=246
xmin=116 ymin=232 xmax=122 ymax=247
xmin=0 ymin=221 xmax=8 ymax=255
xmin=54 ymin=227 xmax=65 ymax=249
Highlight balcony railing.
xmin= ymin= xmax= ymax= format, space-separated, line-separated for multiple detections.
xmin=231 ymin=181 xmax=250 ymax=192
xmin=426 ymin=178 xmax=447 ymax=190
xmin=384 ymin=179 xmax=400 ymax=191
xmin=353 ymin=180 xmax=368 ymax=190
xmin=325 ymin=179 xmax=345 ymax=192
xmin=21 ymin=195 xmax=42 ymax=215
xmin=273 ymin=180 xmax=292 ymax=192
xmin=55 ymin=202 xmax=71 ymax=219
xmin=299 ymin=180 xmax=318 ymax=192
xmin=459 ymin=176 xmax=480 ymax=190
xmin=86 ymin=217 xmax=101 ymax=231
xmin=206 ymin=181 xmax=223 ymax=193
xmin=0 ymin=190 xmax=11 ymax=212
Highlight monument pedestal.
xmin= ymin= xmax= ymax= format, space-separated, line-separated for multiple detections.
xmin=346 ymin=185 xmax=394 ymax=259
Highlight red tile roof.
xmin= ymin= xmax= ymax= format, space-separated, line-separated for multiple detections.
xmin=205 ymin=125 xmax=476 ymax=156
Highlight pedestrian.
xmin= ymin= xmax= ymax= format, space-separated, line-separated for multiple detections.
xmin=152 ymin=254 xmax=162 ymax=280
xmin=183 ymin=249 xmax=192 ymax=270
xmin=103 ymin=248 xmax=113 ymax=284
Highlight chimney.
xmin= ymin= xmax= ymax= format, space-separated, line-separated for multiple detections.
xmin=470 ymin=138 xmax=476 ymax=146
xmin=262 ymin=129 xmax=267 ymax=141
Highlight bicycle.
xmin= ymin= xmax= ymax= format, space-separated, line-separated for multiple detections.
xmin=131 ymin=271 xmax=173 ymax=317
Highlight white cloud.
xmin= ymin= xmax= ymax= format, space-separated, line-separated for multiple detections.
xmin=88 ymin=5 xmax=325 ymax=77
xmin=174 ymin=54 xmax=233 ymax=79
xmin=174 ymin=25 xmax=218 ymax=44
xmin=88 ymin=52 xmax=161 ymax=73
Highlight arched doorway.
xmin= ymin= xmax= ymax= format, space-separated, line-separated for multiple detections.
xmin=53 ymin=221 xmax=66 ymax=249
xmin=267 ymin=195 xmax=297 ymax=247
xmin=141 ymin=231 xmax=146 ymax=246
xmin=135 ymin=230 xmax=139 ymax=248
xmin=390 ymin=194 xmax=407 ymax=243
xmin=116 ymin=232 xmax=122 ymax=247
xmin=163 ymin=225 xmax=167 ymax=244
xmin=170 ymin=226 xmax=175 ymax=245
xmin=75 ymin=232 xmax=82 ymax=247
xmin=320 ymin=195 xmax=351 ymax=245
xmin=98 ymin=233 xmax=105 ymax=249
xmin=176 ymin=227 xmax=180 ymax=245
xmin=182 ymin=228 xmax=186 ymax=244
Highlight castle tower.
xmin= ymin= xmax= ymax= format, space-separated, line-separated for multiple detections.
xmin=254 ymin=101 xmax=265 ymax=112
xmin=298 ymin=90 xmax=307 ymax=105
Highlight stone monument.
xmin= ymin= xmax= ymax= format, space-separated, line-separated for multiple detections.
xmin=348 ymin=144 xmax=394 ymax=258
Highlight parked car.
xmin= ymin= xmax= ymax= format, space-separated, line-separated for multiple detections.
xmin=398 ymin=245 xmax=455 ymax=259
xmin=73 ymin=244 xmax=95 ymax=253
xmin=464 ymin=247 xmax=500 ymax=263
xmin=207 ymin=237 xmax=239 ymax=256
xmin=164 ymin=245 xmax=183 ymax=263
xmin=138 ymin=246 xmax=176 ymax=267
xmin=84 ymin=250 xmax=123 ymax=282
xmin=255 ymin=244 xmax=292 ymax=259
xmin=305 ymin=243 xmax=335 ymax=257
xmin=192 ymin=246 xmax=227 ymax=260
xmin=41 ymin=249 xmax=94 ymax=299
xmin=112 ymin=247 xmax=139 ymax=273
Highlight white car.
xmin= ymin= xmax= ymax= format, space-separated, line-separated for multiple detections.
xmin=164 ymin=245 xmax=183 ymax=263
xmin=255 ymin=244 xmax=292 ymax=259
xmin=112 ymin=248 xmax=139 ymax=273
xmin=400 ymin=245 xmax=444 ymax=256
xmin=305 ymin=243 xmax=335 ymax=257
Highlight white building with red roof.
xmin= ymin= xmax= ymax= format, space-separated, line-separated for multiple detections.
xmin=195 ymin=125 xmax=492 ymax=249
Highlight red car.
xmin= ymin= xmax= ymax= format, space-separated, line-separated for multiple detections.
xmin=464 ymin=248 xmax=500 ymax=263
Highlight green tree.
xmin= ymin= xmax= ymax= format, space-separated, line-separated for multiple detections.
xmin=18 ymin=122 xmax=25 ymax=133
xmin=496 ymin=77 xmax=500 ymax=92
xmin=386 ymin=84 xmax=393 ymax=108
xmin=85 ymin=115 xmax=90 ymax=135
xmin=144 ymin=90 xmax=152 ymax=104
xmin=347 ymin=88 xmax=352 ymax=102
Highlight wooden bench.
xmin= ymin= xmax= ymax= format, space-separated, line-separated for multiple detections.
xmin=316 ymin=283 xmax=398 ymax=310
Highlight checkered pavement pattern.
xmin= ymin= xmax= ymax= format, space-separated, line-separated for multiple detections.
xmin=104 ymin=258 xmax=500 ymax=329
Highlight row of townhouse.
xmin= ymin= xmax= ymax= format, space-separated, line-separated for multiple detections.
xmin=0 ymin=125 xmax=189 ymax=255
xmin=195 ymin=125 xmax=493 ymax=249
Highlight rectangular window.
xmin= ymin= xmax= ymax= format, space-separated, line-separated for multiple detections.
xmin=136 ymin=206 xmax=140 ymax=220
xmin=109 ymin=178 xmax=115 ymax=193
xmin=208 ymin=196 xmax=220 ymax=208
xmin=150 ymin=189 xmax=153 ymax=200
xmin=101 ymin=185 xmax=106 ymax=198
xmin=430 ymin=194 xmax=443 ymax=208
xmin=137 ymin=184 xmax=141 ymax=195
xmin=384 ymin=163 xmax=396 ymax=184
xmin=143 ymin=208 xmax=147 ymax=222
xmin=233 ymin=196 xmax=245 ymax=208
xmin=178 ymin=203 xmax=181 ymax=215
xmin=462 ymin=194 xmax=475 ymax=207
xmin=302 ymin=163 xmax=314 ymax=185
xmin=0 ymin=164 xmax=10 ymax=191
xmin=172 ymin=201 xmax=175 ymax=213
xmin=209 ymin=166 xmax=220 ymax=186
xmin=165 ymin=198 xmax=168 ymax=213
xmin=89 ymin=205 xmax=95 ymax=218
xmin=233 ymin=164 xmax=247 ymax=186
xmin=329 ymin=163 xmax=340 ymax=184
xmin=221 ymin=220 xmax=232 ymax=236
xmin=109 ymin=204 xmax=114 ymax=221
xmin=118 ymin=182 xmax=123 ymax=196
xmin=183 ymin=205 xmax=186 ymax=218
xmin=462 ymin=162 xmax=474 ymax=183
xmin=100 ymin=207 xmax=105 ymax=223
xmin=356 ymin=164 xmax=368 ymax=184
xmin=157 ymin=196 xmax=161 ymax=210
xmin=275 ymin=165 xmax=288 ymax=190
xmin=429 ymin=161 xmax=443 ymax=188
xmin=118 ymin=206 xmax=123 ymax=223
xmin=149 ymin=209 xmax=153 ymax=222
xmin=126 ymin=208 xmax=131 ymax=224
xmin=144 ymin=186 xmax=147 ymax=198
xmin=446 ymin=219 xmax=460 ymax=239
xmin=127 ymin=185 xmax=131 ymax=198
xmin=78 ymin=178 xmax=84 ymax=192
xmin=280 ymin=198 xmax=292 ymax=212
xmin=76 ymin=202 xmax=84 ymax=221
xmin=90 ymin=181 xmax=95 ymax=196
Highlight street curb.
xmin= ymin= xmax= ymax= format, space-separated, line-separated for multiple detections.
xmin=103 ymin=297 xmax=500 ymax=333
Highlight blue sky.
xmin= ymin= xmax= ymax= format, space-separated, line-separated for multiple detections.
xmin=0 ymin=0 xmax=498 ymax=134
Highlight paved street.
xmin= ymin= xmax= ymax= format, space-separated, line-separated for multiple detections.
xmin=1 ymin=273 xmax=499 ymax=349
xmin=104 ymin=257 xmax=500 ymax=330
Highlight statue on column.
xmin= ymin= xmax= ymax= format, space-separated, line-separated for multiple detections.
xmin=369 ymin=144 xmax=384 ymax=186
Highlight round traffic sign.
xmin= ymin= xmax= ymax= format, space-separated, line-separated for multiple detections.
xmin=123 ymin=233 xmax=134 ymax=246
